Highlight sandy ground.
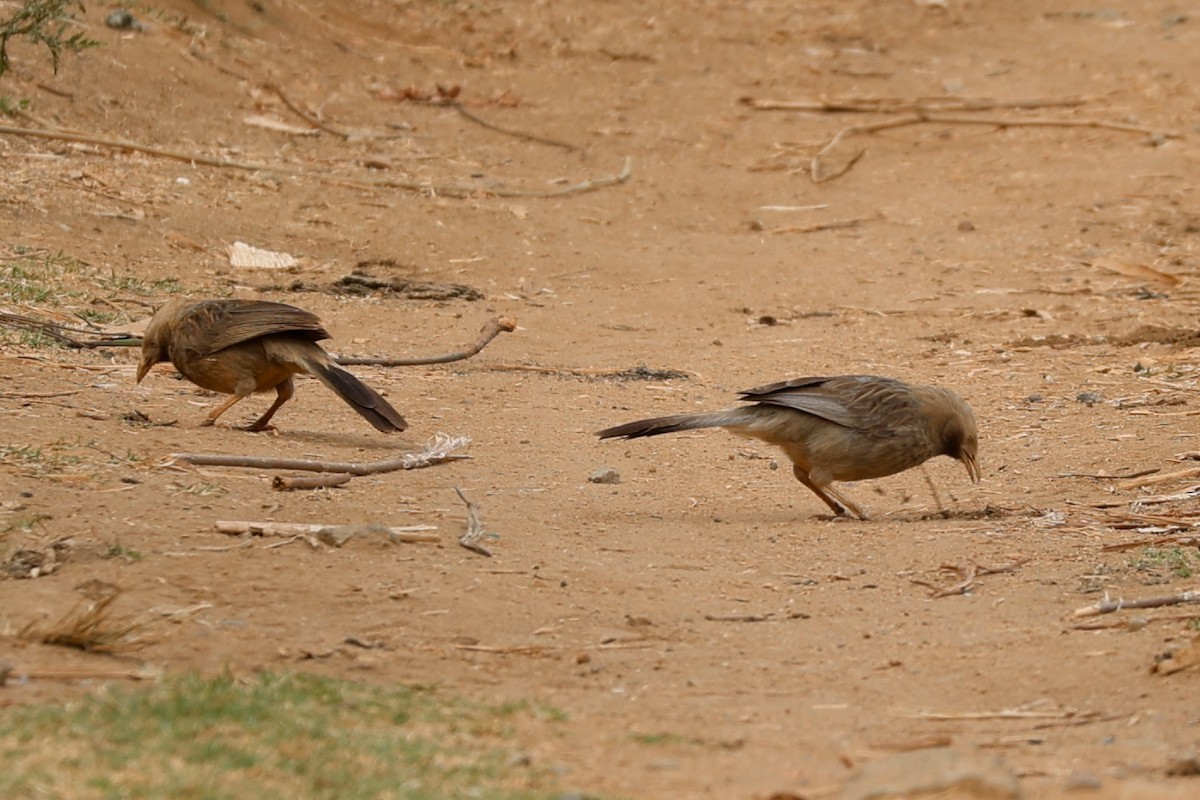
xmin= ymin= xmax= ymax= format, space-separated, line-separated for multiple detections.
xmin=4 ymin=1 xmax=1200 ymax=797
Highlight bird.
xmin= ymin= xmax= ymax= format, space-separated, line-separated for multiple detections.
xmin=597 ymin=375 xmax=979 ymax=519
xmin=136 ymin=298 xmax=407 ymax=433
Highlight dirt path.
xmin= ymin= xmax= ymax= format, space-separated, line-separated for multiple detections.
xmin=4 ymin=1 xmax=1200 ymax=797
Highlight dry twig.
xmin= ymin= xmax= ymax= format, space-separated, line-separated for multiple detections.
xmin=335 ymin=317 xmax=515 ymax=366
xmin=909 ymin=707 xmax=1080 ymax=721
xmin=271 ymin=473 xmax=353 ymax=491
xmin=1073 ymin=590 xmax=1200 ymax=618
xmin=810 ymin=112 xmax=1179 ymax=183
xmin=1102 ymin=533 xmax=1200 ymax=552
xmin=454 ymin=486 xmax=495 ymax=556
xmin=739 ymin=95 xmax=1088 ymax=113
xmin=912 ymin=557 xmax=1029 ymax=598
xmin=448 ymin=100 xmax=579 ymax=151
xmin=214 ymin=520 xmax=438 ymax=544
xmin=170 ymin=432 xmax=470 ymax=475
xmin=390 ymin=85 xmax=579 ymax=150
xmin=264 ymin=81 xmax=350 ymax=138
xmin=0 ymin=124 xmax=630 ymax=198
xmin=486 ymin=363 xmax=693 ymax=381
xmin=0 ymin=311 xmax=140 ymax=348
xmin=1119 ymin=467 xmax=1200 ymax=490
xmin=769 ymin=214 xmax=880 ymax=235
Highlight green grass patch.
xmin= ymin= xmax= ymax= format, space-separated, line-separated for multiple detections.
xmin=629 ymin=731 xmax=704 ymax=747
xmin=1131 ymin=546 xmax=1200 ymax=579
xmin=0 ymin=248 xmax=186 ymax=348
xmin=0 ymin=672 xmax=574 ymax=800
xmin=0 ymin=249 xmax=88 ymax=305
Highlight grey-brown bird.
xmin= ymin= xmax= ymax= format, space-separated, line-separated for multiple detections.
xmin=597 ymin=375 xmax=979 ymax=519
xmin=136 ymin=298 xmax=407 ymax=433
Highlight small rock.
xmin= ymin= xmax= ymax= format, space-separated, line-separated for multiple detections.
xmin=1076 ymin=391 xmax=1103 ymax=406
xmin=841 ymin=748 xmax=1021 ymax=800
xmin=1026 ymin=393 xmax=1044 ymax=403
xmin=588 ymin=467 xmax=621 ymax=485
xmin=958 ymin=219 xmax=976 ymax=231
xmin=105 ymin=9 xmax=144 ymax=31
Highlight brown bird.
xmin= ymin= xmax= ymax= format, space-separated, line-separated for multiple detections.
xmin=597 ymin=375 xmax=979 ymax=519
xmin=136 ymin=298 xmax=407 ymax=433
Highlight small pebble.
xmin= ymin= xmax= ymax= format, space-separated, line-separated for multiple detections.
xmin=1076 ymin=391 xmax=1103 ymax=406
xmin=588 ymin=467 xmax=621 ymax=485
xmin=105 ymin=9 xmax=144 ymax=30
xmin=957 ymin=219 xmax=976 ymax=231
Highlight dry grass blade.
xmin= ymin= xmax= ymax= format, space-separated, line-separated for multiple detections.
xmin=20 ymin=591 xmax=152 ymax=653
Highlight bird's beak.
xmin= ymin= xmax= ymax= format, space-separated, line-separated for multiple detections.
xmin=136 ymin=356 xmax=153 ymax=384
xmin=962 ymin=451 xmax=981 ymax=483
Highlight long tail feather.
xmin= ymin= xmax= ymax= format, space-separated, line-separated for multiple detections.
xmin=597 ymin=410 xmax=743 ymax=440
xmin=307 ymin=360 xmax=407 ymax=433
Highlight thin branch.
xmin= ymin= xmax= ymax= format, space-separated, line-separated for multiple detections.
xmin=170 ymin=432 xmax=470 ymax=475
xmin=909 ymin=708 xmax=1085 ymax=721
xmin=263 ymin=81 xmax=349 ymax=138
xmin=271 ymin=473 xmax=352 ymax=491
xmin=334 ymin=317 xmax=515 ymax=366
xmin=488 ymin=156 xmax=634 ymax=198
xmin=485 ymin=363 xmax=694 ymax=381
xmin=811 ymin=112 xmax=1180 ymax=183
xmin=454 ymin=486 xmax=495 ymax=557
xmin=1074 ymin=591 xmax=1200 ymax=618
xmin=812 ymin=114 xmax=921 ymax=182
xmin=1102 ymin=535 xmax=1200 ymax=553
xmin=912 ymin=557 xmax=1029 ymax=598
xmin=0 ymin=390 xmax=83 ymax=399
xmin=214 ymin=520 xmax=439 ymax=543
xmin=921 ymin=112 xmax=1177 ymax=137
xmin=448 ymin=100 xmax=580 ymax=151
xmin=0 ymin=124 xmax=632 ymax=198
xmin=0 ymin=311 xmax=140 ymax=348
xmin=769 ymin=214 xmax=880 ymax=235
xmin=739 ymin=95 xmax=1089 ymax=113
xmin=1119 ymin=467 xmax=1200 ymax=490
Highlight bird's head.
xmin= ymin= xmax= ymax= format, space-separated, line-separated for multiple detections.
xmin=136 ymin=300 xmax=184 ymax=383
xmin=935 ymin=390 xmax=980 ymax=483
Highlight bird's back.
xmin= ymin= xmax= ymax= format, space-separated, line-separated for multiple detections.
xmin=733 ymin=375 xmax=947 ymax=482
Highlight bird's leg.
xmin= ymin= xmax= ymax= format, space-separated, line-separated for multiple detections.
xmin=245 ymin=378 xmax=294 ymax=432
xmin=919 ymin=464 xmax=946 ymax=515
xmin=202 ymin=394 xmax=246 ymax=427
xmin=791 ymin=464 xmax=868 ymax=520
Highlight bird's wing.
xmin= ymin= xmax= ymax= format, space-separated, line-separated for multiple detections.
xmin=739 ymin=375 xmax=916 ymax=434
xmin=180 ymin=300 xmax=330 ymax=355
